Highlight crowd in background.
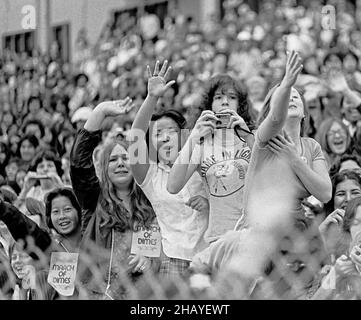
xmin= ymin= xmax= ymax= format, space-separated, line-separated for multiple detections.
xmin=1 ymin=0 xmax=361 ymax=300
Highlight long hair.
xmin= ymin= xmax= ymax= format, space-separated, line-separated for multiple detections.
xmin=96 ymin=136 xmax=155 ymax=234
xmin=257 ymin=84 xmax=309 ymax=136
xmin=190 ymin=74 xmax=255 ymax=130
xmin=315 ymin=117 xmax=351 ymax=155
xmin=324 ymin=170 xmax=361 ymax=215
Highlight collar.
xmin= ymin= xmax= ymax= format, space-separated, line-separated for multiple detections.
xmin=158 ymin=161 xmax=171 ymax=173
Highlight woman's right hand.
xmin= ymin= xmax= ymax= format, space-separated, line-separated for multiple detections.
xmin=97 ymin=97 xmax=135 ymax=118
xmin=190 ymin=111 xmax=218 ymax=143
xmin=280 ymin=50 xmax=303 ymax=88
xmin=319 ymin=208 xmax=345 ymax=237
xmin=22 ymin=172 xmax=40 ymax=193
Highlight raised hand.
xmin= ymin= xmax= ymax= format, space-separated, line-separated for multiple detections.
xmin=319 ymin=208 xmax=345 ymax=236
xmin=147 ymin=60 xmax=176 ymax=97
xmin=327 ymin=70 xmax=350 ymax=93
xmin=99 ymin=97 xmax=135 ymax=117
xmin=281 ymin=50 xmax=303 ymax=88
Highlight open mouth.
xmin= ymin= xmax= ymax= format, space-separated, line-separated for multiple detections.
xmin=58 ymin=221 xmax=71 ymax=228
xmin=288 ymin=104 xmax=297 ymax=109
xmin=332 ymin=139 xmax=345 ymax=147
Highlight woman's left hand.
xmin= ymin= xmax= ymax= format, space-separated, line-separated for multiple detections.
xmin=266 ymin=131 xmax=299 ymax=161
xmin=128 ymin=254 xmax=151 ymax=273
xmin=218 ymin=109 xmax=251 ymax=135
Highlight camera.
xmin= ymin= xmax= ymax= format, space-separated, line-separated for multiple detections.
xmin=215 ymin=112 xmax=231 ymax=129
xmin=34 ymin=174 xmax=49 ymax=180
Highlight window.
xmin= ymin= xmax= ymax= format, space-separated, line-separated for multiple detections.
xmin=52 ymin=24 xmax=70 ymax=62
xmin=3 ymin=31 xmax=35 ymax=55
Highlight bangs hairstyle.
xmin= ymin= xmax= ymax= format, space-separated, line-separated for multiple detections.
xmin=191 ymin=74 xmax=255 ymax=130
xmin=45 ymin=187 xmax=81 ymax=230
xmin=315 ymin=117 xmax=351 ymax=155
xmin=30 ymin=149 xmax=63 ymax=177
xmin=324 ymin=170 xmax=361 ymax=215
xmin=97 ymin=137 xmax=155 ymax=233
xmin=257 ymin=84 xmax=309 ymax=136
xmin=146 ymin=109 xmax=186 ymax=162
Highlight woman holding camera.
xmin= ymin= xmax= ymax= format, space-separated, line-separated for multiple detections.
xmin=15 ymin=150 xmax=64 ymax=213
xmin=167 ymin=74 xmax=255 ymax=243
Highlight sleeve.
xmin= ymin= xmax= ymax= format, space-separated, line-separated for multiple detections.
xmin=0 ymin=200 xmax=52 ymax=256
xmin=70 ymin=129 xmax=102 ymax=215
xmin=311 ymin=140 xmax=326 ymax=162
xmin=138 ymin=163 xmax=156 ymax=192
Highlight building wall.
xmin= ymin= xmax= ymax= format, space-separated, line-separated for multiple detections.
xmin=0 ymin=0 xmax=214 ymax=59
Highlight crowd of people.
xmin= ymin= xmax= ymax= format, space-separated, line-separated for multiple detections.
xmin=1 ymin=0 xmax=361 ymax=299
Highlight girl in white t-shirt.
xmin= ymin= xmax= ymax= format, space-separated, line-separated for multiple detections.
xmin=129 ymin=60 xmax=209 ymax=278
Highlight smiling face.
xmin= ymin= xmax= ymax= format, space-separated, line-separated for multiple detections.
xmin=334 ymin=179 xmax=361 ymax=210
xmin=211 ymin=87 xmax=239 ymax=113
xmin=11 ymin=246 xmax=32 ymax=279
xmin=287 ymin=88 xmax=304 ymax=120
xmin=327 ymin=121 xmax=348 ymax=155
xmin=50 ymin=196 xmax=79 ymax=236
xmin=150 ymin=117 xmax=181 ymax=164
xmin=107 ymin=144 xmax=132 ymax=188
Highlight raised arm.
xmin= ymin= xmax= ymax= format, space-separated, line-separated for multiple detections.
xmin=129 ymin=60 xmax=175 ymax=185
xmin=258 ymin=51 xmax=303 ymax=143
xmin=167 ymin=110 xmax=217 ymax=194
xmin=0 ymin=199 xmax=52 ymax=256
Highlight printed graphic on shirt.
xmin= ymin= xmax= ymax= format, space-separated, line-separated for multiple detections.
xmin=201 ymin=147 xmax=251 ymax=197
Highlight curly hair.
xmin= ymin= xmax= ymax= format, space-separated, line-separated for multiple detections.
xmin=96 ymin=136 xmax=155 ymax=234
xmin=189 ymin=74 xmax=255 ymax=130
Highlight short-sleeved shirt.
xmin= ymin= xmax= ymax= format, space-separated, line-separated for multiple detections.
xmin=138 ymin=162 xmax=208 ymax=261
xmin=191 ymin=132 xmax=251 ymax=242
xmin=243 ymin=131 xmax=326 ymax=233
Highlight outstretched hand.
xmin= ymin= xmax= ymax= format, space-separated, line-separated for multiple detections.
xmin=147 ymin=60 xmax=176 ymax=97
xmin=281 ymin=50 xmax=303 ymax=88
xmin=99 ymin=97 xmax=135 ymax=118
